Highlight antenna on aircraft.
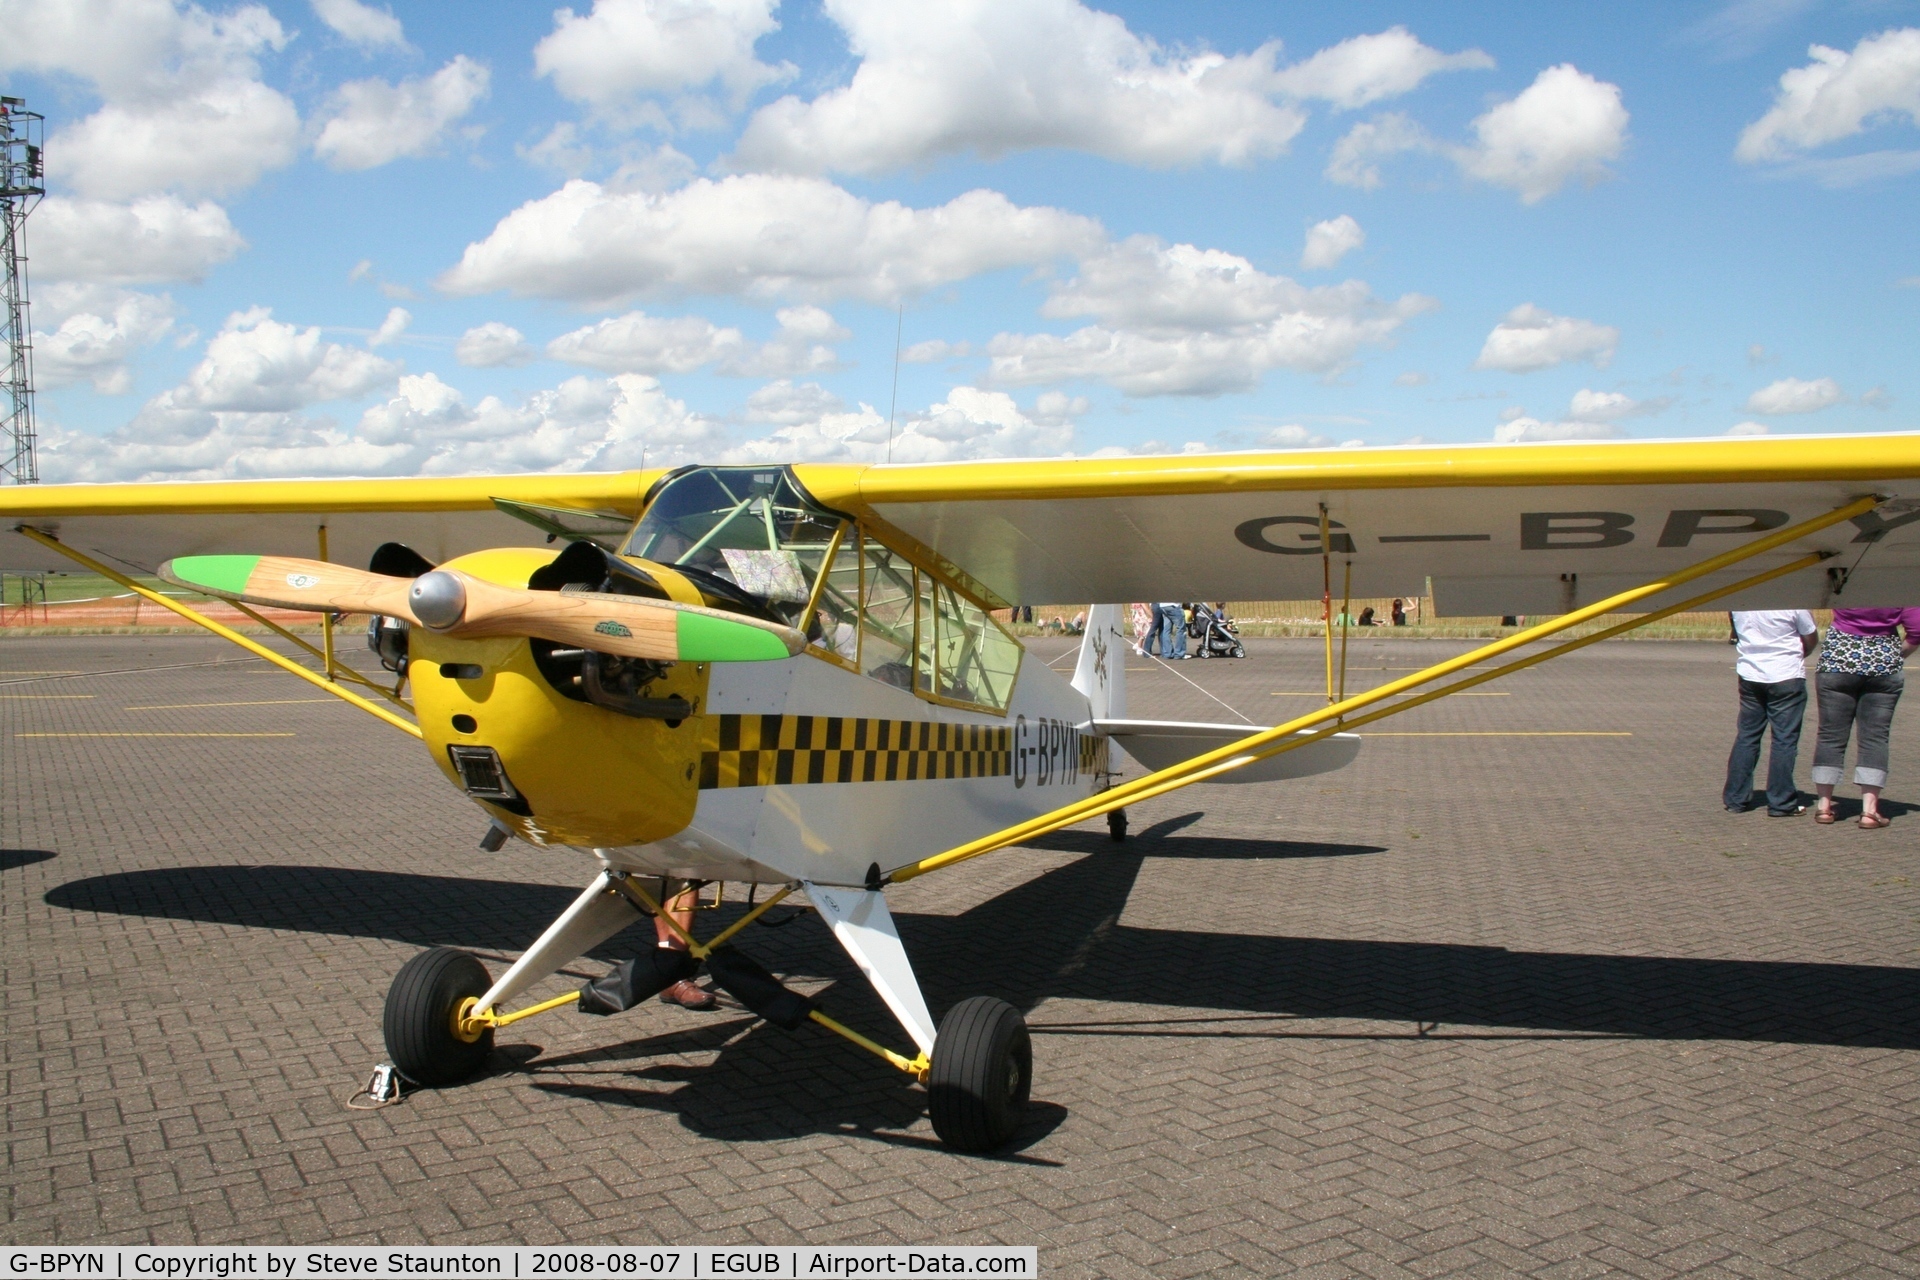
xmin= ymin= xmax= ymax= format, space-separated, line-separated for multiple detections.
xmin=886 ymin=303 xmax=903 ymax=463
xmin=0 ymin=94 xmax=44 ymax=486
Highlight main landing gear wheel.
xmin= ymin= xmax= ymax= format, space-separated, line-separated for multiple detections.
xmin=1108 ymin=808 xmax=1128 ymax=842
xmin=927 ymin=996 xmax=1032 ymax=1152
xmin=383 ymin=947 xmax=494 ymax=1086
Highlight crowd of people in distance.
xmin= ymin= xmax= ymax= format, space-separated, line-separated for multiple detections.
xmin=1724 ymin=606 xmax=1920 ymax=828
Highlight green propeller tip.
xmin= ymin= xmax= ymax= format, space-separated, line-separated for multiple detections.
xmin=163 ymin=554 xmax=261 ymax=596
xmin=676 ymin=611 xmax=796 ymax=662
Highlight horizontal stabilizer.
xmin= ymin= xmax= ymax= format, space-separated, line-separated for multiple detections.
xmin=1095 ymin=718 xmax=1360 ymax=783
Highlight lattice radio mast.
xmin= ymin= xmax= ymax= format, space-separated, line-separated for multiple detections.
xmin=1 ymin=96 xmax=46 ymax=485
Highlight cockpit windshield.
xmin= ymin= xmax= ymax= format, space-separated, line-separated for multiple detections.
xmin=623 ymin=467 xmax=845 ymax=626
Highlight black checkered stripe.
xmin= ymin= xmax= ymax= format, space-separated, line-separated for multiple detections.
xmin=699 ymin=714 xmax=1013 ymax=789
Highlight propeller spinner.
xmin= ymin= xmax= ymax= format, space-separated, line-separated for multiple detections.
xmin=158 ymin=554 xmax=806 ymax=663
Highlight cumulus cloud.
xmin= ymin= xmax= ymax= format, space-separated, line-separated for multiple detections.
xmin=728 ymin=385 xmax=1082 ymax=465
xmin=1328 ymin=64 xmax=1628 ymax=202
xmin=311 ymin=0 xmax=406 ymax=50
xmin=534 ymin=0 xmax=791 ymax=122
xmin=1270 ymin=25 xmax=1493 ymax=109
xmin=367 ymin=307 xmax=411 ymax=349
xmin=1474 ymin=304 xmax=1619 ymax=373
xmin=720 ymin=306 xmax=850 ymax=377
xmin=740 ymin=379 xmax=848 ymax=426
xmin=1567 ymin=388 xmax=1668 ymax=421
xmin=154 ymin=307 xmax=400 ymax=414
xmin=31 ymin=284 xmax=177 ymax=393
xmin=986 ymin=236 xmax=1435 ymax=396
xmin=1726 ymin=421 xmax=1770 ymax=436
xmin=733 ymin=7 xmax=1491 ymax=175
xmin=548 ymin=310 xmax=745 ymax=373
xmin=356 ymin=371 xmax=728 ymax=473
xmin=440 ymin=174 xmax=1103 ymax=307
xmin=1736 ymin=29 xmax=1920 ymax=165
xmin=455 ymin=323 xmax=536 ymax=368
xmin=3 ymin=0 xmax=300 ymax=201
xmin=1745 ymin=376 xmax=1843 ymax=414
xmin=1493 ymin=417 xmax=1620 ymax=443
xmin=56 ymin=79 xmax=300 ymax=199
xmin=1324 ymin=113 xmax=1430 ymax=189
xmin=546 ymin=305 xmax=848 ymax=377
xmin=30 ymin=196 xmax=246 ymax=285
xmin=1301 ymin=214 xmax=1364 ymax=270
xmin=732 ymin=0 xmax=1302 ymax=173
xmin=1456 ymin=64 xmax=1628 ymax=202
xmin=902 ymin=339 xmax=971 ymax=363
xmin=314 ymin=56 xmax=490 ymax=170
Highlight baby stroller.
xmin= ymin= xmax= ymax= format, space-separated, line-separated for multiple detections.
xmin=1187 ymin=603 xmax=1246 ymax=659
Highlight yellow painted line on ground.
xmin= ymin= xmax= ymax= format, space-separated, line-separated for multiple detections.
xmin=125 ymin=699 xmax=339 ymax=710
xmin=16 ymin=732 xmax=297 ymax=738
xmin=1360 ymin=731 xmax=1630 ymax=737
xmin=0 ymin=694 xmax=96 ymax=699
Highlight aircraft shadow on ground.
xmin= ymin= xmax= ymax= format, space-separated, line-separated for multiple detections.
xmin=2 ymin=849 xmax=56 ymax=872
xmin=40 ymin=812 xmax=1920 ymax=1146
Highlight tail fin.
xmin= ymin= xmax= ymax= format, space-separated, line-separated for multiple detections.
xmin=1071 ymin=604 xmax=1126 ymax=722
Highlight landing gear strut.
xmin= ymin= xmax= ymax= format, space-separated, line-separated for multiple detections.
xmin=927 ymin=996 xmax=1031 ymax=1152
xmin=383 ymin=947 xmax=494 ymax=1085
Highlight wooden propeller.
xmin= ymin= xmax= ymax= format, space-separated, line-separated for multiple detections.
xmin=158 ymin=554 xmax=807 ymax=663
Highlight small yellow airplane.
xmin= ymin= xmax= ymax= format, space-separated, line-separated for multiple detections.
xmin=5 ymin=435 xmax=1917 ymax=1150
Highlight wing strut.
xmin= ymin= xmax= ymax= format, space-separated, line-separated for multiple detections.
xmin=12 ymin=526 xmax=423 ymax=739
xmin=886 ymin=495 xmax=1879 ymax=886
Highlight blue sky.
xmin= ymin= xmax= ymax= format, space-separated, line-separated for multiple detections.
xmin=4 ymin=0 xmax=1918 ymax=480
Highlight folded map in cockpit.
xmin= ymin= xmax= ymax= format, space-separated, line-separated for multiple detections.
xmin=721 ymin=547 xmax=812 ymax=603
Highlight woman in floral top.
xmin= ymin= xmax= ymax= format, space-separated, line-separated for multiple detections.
xmin=1813 ymin=606 xmax=1920 ymax=827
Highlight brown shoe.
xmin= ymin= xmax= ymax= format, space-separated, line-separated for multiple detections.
xmin=659 ymin=979 xmax=718 ymax=1010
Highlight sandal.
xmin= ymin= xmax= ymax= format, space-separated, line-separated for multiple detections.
xmin=1815 ymin=806 xmax=1837 ymax=824
xmin=1858 ymin=812 xmax=1891 ymax=829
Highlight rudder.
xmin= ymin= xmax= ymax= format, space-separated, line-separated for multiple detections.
xmin=1071 ymin=604 xmax=1127 ymax=722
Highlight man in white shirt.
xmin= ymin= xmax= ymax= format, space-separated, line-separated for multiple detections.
xmin=1724 ymin=609 xmax=1818 ymax=815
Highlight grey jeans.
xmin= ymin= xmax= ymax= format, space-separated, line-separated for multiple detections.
xmin=1813 ymin=671 xmax=1904 ymax=787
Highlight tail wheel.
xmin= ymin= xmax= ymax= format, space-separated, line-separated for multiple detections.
xmin=383 ymin=946 xmax=494 ymax=1086
xmin=928 ymin=996 xmax=1032 ymax=1152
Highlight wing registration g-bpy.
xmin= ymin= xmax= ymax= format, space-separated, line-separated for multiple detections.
xmin=6 ymin=435 xmax=1919 ymax=1150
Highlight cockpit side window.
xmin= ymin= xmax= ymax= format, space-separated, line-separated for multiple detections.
xmin=859 ymin=539 xmax=917 ymax=691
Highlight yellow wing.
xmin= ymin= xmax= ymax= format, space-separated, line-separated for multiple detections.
xmin=0 ymin=472 xmax=663 ymax=575
xmin=792 ymin=434 xmax=1920 ymax=613
xmin=7 ymin=434 xmax=1920 ymax=613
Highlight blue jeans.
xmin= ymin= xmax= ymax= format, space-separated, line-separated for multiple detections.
xmin=1157 ymin=604 xmax=1187 ymax=658
xmin=1724 ymin=677 xmax=1806 ymax=812
xmin=1813 ymin=671 xmax=1903 ymax=787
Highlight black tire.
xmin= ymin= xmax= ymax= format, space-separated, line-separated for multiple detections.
xmin=1107 ymin=808 xmax=1127 ymax=842
xmin=383 ymin=947 xmax=494 ymax=1086
xmin=1197 ymin=648 xmax=1211 ymax=659
xmin=1231 ymin=644 xmax=1246 ymax=659
xmin=928 ymin=996 xmax=1031 ymax=1152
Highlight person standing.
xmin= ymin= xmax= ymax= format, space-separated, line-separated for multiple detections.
xmin=1158 ymin=602 xmax=1188 ymax=659
xmin=1130 ymin=602 xmax=1155 ymax=655
xmin=1812 ymin=607 xmax=1920 ymax=827
xmin=1724 ymin=610 xmax=1818 ymax=815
